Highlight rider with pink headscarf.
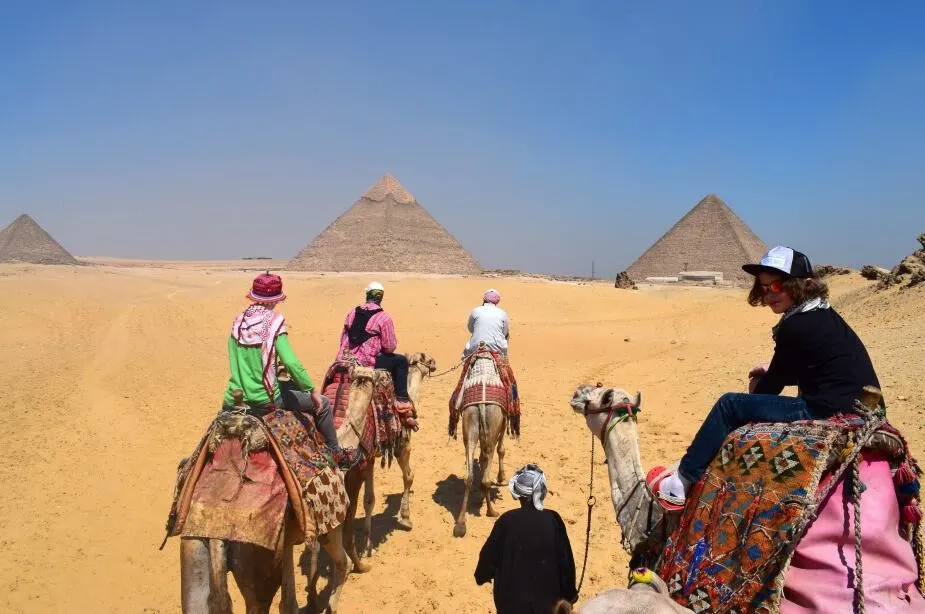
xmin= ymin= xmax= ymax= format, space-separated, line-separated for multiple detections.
xmin=462 ymin=288 xmax=510 ymax=359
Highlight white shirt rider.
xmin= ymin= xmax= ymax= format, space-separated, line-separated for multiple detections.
xmin=463 ymin=289 xmax=509 ymax=358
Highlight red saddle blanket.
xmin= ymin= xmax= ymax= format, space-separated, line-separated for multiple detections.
xmin=321 ymin=361 xmax=406 ymax=467
xmin=448 ymin=350 xmax=521 ymax=439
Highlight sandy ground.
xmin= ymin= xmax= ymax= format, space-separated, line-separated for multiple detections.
xmin=0 ymin=262 xmax=922 ymax=613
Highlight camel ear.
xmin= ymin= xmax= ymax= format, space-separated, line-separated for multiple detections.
xmin=633 ymin=391 xmax=642 ymax=410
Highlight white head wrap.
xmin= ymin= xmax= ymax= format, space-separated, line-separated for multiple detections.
xmin=508 ymin=463 xmax=548 ymax=510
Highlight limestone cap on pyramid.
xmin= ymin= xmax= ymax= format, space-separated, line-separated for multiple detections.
xmin=625 ymin=193 xmax=767 ymax=283
xmin=288 ymin=173 xmax=482 ymax=274
xmin=0 ymin=213 xmax=80 ymax=265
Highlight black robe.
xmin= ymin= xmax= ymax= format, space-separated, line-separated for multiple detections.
xmin=474 ymin=505 xmax=578 ymax=614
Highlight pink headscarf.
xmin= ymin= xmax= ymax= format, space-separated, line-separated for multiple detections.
xmin=483 ymin=289 xmax=501 ymax=304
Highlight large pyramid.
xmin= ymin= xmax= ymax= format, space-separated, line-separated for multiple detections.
xmin=0 ymin=214 xmax=80 ymax=265
xmin=289 ymin=174 xmax=482 ymax=274
xmin=625 ymin=194 xmax=766 ymax=282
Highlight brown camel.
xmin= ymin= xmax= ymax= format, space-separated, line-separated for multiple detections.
xmin=314 ymin=353 xmax=435 ymax=576
xmin=177 ymin=368 xmax=377 ymax=614
xmin=453 ymin=353 xmax=509 ymax=538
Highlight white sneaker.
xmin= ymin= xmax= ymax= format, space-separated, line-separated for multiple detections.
xmin=658 ymin=472 xmax=689 ymax=505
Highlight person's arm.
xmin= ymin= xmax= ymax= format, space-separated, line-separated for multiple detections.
xmin=553 ymin=511 xmax=578 ymax=603
xmin=752 ymin=324 xmax=797 ymax=395
xmin=503 ymin=312 xmax=510 ymax=340
xmin=275 ymin=334 xmax=316 ymax=391
xmin=378 ymin=313 xmax=398 ymax=354
xmin=474 ymin=516 xmax=504 ymax=585
xmin=338 ymin=310 xmax=353 ymax=351
xmin=467 ymin=309 xmax=476 ymax=333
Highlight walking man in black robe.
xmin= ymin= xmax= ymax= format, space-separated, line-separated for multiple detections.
xmin=474 ymin=463 xmax=579 ymax=613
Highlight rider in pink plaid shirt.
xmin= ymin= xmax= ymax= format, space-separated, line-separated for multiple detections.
xmin=336 ymin=282 xmax=412 ymax=408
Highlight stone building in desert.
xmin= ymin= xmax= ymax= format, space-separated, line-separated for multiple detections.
xmin=626 ymin=194 xmax=767 ymax=283
xmin=288 ymin=174 xmax=482 ymax=274
xmin=0 ymin=213 xmax=80 ymax=265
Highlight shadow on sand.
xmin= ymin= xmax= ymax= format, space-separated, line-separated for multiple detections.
xmin=432 ymin=464 xmax=502 ymax=523
xmin=297 ymin=491 xmax=409 ymax=612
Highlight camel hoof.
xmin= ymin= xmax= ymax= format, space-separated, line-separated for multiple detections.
xmin=352 ymin=560 xmax=372 ymax=574
xmin=397 ymin=517 xmax=413 ymax=531
xmin=453 ymin=523 xmax=467 ymax=538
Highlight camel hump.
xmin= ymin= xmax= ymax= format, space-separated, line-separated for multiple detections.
xmin=232 ymin=388 xmax=245 ymax=408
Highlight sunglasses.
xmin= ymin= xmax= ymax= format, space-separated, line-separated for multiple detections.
xmin=759 ymin=280 xmax=784 ymax=295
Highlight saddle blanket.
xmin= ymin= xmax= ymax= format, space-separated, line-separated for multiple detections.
xmin=165 ymin=408 xmax=349 ymax=550
xmin=656 ymin=416 xmax=924 ymax=613
xmin=448 ymin=350 xmax=520 ymax=439
xmin=321 ymin=361 xmax=405 ymax=468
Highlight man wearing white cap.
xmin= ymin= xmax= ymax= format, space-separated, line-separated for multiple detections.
xmin=336 ymin=281 xmax=412 ymax=409
xmin=462 ymin=288 xmax=510 ymax=359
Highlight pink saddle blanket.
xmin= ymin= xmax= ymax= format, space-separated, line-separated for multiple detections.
xmin=782 ymin=451 xmax=925 ymax=612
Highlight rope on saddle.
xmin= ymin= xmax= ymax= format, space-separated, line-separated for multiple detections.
xmin=852 ymin=452 xmax=865 ymax=614
xmin=577 ymin=431 xmax=596 ymax=594
xmin=430 ymin=356 xmax=469 ymax=378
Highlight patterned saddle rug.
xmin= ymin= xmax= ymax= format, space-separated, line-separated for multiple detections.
xmin=653 ymin=414 xmax=924 ymax=613
xmin=162 ymin=406 xmax=349 ymax=551
xmin=321 ymin=360 xmax=410 ymax=469
xmin=448 ymin=349 xmax=521 ymax=439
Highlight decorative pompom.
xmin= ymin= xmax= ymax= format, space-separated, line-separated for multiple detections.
xmin=901 ymin=502 xmax=922 ymax=524
xmin=897 ymin=480 xmax=921 ymax=497
xmin=894 ymin=463 xmax=917 ymax=486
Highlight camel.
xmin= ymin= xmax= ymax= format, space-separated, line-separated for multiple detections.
xmin=176 ymin=368 xmax=377 ymax=614
xmin=453 ymin=352 xmax=510 ymax=538
xmin=318 ymin=352 xmax=436 ymax=575
xmin=553 ymin=569 xmax=693 ymax=613
xmin=567 ymin=383 xmax=925 ymax=613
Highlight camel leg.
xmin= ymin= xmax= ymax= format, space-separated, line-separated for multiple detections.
xmin=180 ymin=537 xmax=214 ymax=614
xmin=396 ymin=442 xmax=414 ymax=530
xmin=307 ymin=539 xmax=321 ymax=606
xmin=361 ymin=463 xmax=376 ymax=558
xmin=228 ymin=541 xmax=281 ymax=614
xmin=279 ymin=542 xmax=298 ymax=614
xmin=342 ymin=466 xmax=371 ymax=573
xmin=481 ymin=405 xmax=502 ymax=518
xmin=454 ymin=407 xmax=478 ymax=537
xmin=496 ymin=421 xmax=507 ymax=486
xmin=321 ymin=527 xmax=350 ymax=614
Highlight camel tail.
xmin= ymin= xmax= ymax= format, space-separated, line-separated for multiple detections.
xmin=477 ymin=404 xmax=493 ymax=458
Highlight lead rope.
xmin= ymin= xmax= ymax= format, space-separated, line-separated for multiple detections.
xmin=577 ymin=431 xmax=596 ymax=594
xmin=852 ymin=452 xmax=865 ymax=614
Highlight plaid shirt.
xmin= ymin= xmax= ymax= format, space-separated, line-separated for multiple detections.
xmin=336 ymin=302 xmax=398 ymax=367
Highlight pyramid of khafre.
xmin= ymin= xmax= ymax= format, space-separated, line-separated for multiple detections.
xmin=288 ymin=174 xmax=482 ymax=274
xmin=625 ymin=194 xmax=766 ymax=282
xmin=0 ymin=214 xmax=80 ymax=265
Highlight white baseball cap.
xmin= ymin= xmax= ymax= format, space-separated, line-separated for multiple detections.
xmin=365 ymin=281 xmax=384 ymax=293
xmin=742 ymin=246 xmax=814 ymax=279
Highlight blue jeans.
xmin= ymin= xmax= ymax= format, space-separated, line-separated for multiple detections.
xmin=678 ymin=393 xmax=813 ymax=484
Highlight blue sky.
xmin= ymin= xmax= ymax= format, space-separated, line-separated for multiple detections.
xmin=2 ymin=1 xmax=924 ymax=276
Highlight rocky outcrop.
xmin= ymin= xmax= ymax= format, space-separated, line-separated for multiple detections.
xmin=614 ymin=271 xmax=638 ymax=290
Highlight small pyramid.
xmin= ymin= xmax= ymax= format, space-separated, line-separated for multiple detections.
xmin=288 ymin=174 xmax=482 ymax=274
xmin=625 ymin=194 xmax=766 ymax=282
xmin=0 ymin=214 xmax=80 ymax=265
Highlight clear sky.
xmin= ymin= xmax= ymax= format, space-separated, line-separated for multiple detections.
xmin=2 ymin=1 xmax=924 ymax=276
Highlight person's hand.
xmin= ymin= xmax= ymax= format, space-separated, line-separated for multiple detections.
xmin=748 ymin=363 xmax=770 ymax=379
xmin=748 ymin=363 xmax=770 ymax=393
xmin=310 ymin=390 xmax=324 ymax=410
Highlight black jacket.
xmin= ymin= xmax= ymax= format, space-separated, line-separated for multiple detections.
xmin=753 ymin=307 xmax=881 ymax=415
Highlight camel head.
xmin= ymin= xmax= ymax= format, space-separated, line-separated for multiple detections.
xmin=569 ymin=384 xmax=642 ymax=440
xmin=407 ymin=352 xmax=437 ymax=377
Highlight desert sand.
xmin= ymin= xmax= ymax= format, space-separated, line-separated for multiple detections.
xmin=0 ymin=262 xmax=922 ymax=613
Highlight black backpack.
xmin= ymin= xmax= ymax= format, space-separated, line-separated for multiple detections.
xmin=347 ymin=306 xmax=382 ymax=347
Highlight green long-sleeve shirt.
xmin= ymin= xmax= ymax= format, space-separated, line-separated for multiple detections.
xmin=223 ymin=333 xmax=316 ymax=407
